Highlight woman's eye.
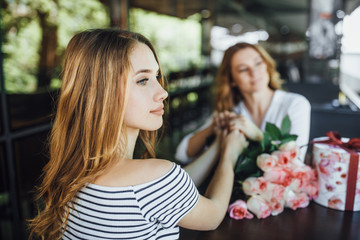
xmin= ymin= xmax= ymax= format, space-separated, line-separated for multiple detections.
xmin=137 ymin=78 xmax=149 ymax=85
xmin=256 ymin=61 xmax=264 ymax=66
xmin=239 ymin=68 xmax=248 ymax=73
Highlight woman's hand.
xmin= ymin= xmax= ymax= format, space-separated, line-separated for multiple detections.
xmin=212 ymin=111 xmax=227 ymax=132
xmin=212 ymin=111 xmax=236 ymax=132
xmin=221 ymin=130 xmax=249 ymax=168
xmin=228 ymin=115 xmax=263 ymax=142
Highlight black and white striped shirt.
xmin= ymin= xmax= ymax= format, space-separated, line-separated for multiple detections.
xmin=62 ymin=163 xmax=199 ymax=240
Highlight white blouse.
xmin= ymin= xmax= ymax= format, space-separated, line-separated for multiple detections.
xmin=175 ymin=90 xmax=311 ymax=163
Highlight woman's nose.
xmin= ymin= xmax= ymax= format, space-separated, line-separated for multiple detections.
xmin=248 ymin=67 xmax=259 ymax=78
xmin=155 ymin=83 xmax=168 ymax=102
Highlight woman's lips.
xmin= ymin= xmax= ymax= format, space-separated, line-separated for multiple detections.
xmin=150 ymin=106 xmax=164 ymax=116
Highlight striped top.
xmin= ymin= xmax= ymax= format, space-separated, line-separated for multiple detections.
xmin=62 ymin=163 xmax=199 ymax=240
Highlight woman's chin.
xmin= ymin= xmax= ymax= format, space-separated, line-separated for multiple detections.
xmin=143 ymin=120 xmax=163 ymax=131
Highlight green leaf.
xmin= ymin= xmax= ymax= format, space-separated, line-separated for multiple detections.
xmin=269 ymin=144 xmax=277 ymax=152
xmin=235 ymin=156 xmax=255 ymax=174
xmin=234 ymin=154 xmax=246 ymax=174
xmin=261 ymin=132 xmax=271 ymax=150
xmin=265 ymin=122 xmax=281 ymax=140
xmin=244 ymin=141 xmax=262 ymax=158
xmin=280 ymin=134 xmax=298 ymax=143
xmin=280 ymin=115 xmax=291 ymax=135
xmin=249 ymin=169 xmax=263 ymax=178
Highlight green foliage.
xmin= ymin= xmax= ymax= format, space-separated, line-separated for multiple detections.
xmin=2 ymin=0 xmax=108 ymax=93
xmin=234 ymin=115 xmax=297 ymax=181
xmin=57 ymin=0 xmax=109 ymax=48
xmin=2 ymin=3 xmax=204 ymax=93
xmin=129 ymin=8 xmax=204 ymax=76
xmin=2 ymin=19 xmax=41 ymax=92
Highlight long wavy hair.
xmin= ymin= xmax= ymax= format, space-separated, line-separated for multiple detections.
xmin=215 ymin=42 xmax=283 ymax=112
xmin=28 ymin=29 xmax=165 ymax=240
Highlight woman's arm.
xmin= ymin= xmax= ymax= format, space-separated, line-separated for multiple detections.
xmin=186 ymin=111 xmax=233 ymax=158
xmin=186 ymin=123 xmax=215 ymax=158
xmin=178 ymin=130 xmax=249 ymax=230
xmin=175 ymin=117 xmax=214 ymax=164
xmin=183 ymin=138 xmax=220 ymax=187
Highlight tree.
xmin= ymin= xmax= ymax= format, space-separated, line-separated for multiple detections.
xmin=1 ymin=0 xmax=109 ymax=93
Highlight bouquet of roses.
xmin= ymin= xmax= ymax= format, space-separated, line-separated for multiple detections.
xmin=228 ymin=115 xmax=318 ymax=220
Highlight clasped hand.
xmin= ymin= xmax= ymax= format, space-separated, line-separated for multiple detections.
xmin=212 ymin=111 xmax=263 ymax=142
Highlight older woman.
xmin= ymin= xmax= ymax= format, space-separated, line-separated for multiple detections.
xmin=176 ymin=42 xmax=311 ymax=164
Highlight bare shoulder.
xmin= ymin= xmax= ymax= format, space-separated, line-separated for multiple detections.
xmin=128 ymin=158 xmax=175 ymax=186
xmin=137 ymin=158 xmax=175 ymax=178
xmin=94 ymin=158 xmax=175 ymax=187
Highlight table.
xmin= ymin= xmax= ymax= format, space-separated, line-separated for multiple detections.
xmin=180 ymin=201 xmax=360 ymax=240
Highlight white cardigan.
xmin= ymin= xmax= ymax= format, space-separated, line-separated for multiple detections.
xmin=175 ymin=90 xmax=311 ymax=163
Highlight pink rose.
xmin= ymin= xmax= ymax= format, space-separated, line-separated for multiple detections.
xmin=268 ymin=198 xmax=284 ymax=216
xmin=274 ymin=150 xmax=294 ymax=167
xmin=287 ymin=178 xmax=302 ymax=192
xmin=289 ymin=158 xmax=306 ymax=169
xmin=261 ymin=182 xmax=285 ymax=202
xmin=279 ymin=141 xmax=299 ymax=160
xmin=289 ymin=166 xmax=312 ymax=191
xmin=247 ymin=195 xmax=271 ymax=219
xmin=242 ymin=177 xmax=256 ymax=195
xmin=256 ymin=153 xmax=277 ymax=172
xmin=263 ymin=167 xmax=293 ymax=187
xmin=284 ymin=190 xmax=309 ymax=210
xmin=242 ymin=177 xmax=268 ymax=195
xmin=228 ymin=200 xmax=254 ymax=220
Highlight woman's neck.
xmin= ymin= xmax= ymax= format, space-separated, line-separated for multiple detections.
xmin=93 ymin=128 xmax=139 ymax=186
xmin=126 ymin=128 xmax=140 ymax=159
xmin=242 ymin=88 xmax=275 ymax=127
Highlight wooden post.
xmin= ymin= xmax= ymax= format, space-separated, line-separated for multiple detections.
xmin=109 ymin=0 xmax=129 ymax=29
xmin=200 ymin=10 xmax=213 ymax=59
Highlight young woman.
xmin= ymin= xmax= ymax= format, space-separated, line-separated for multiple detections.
xmin=28 ymin=29 xmax=248 ymax=240
xmin=175 ymin=42 xmax=311 ymax=164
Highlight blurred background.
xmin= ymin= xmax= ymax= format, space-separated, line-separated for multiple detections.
xmin=1 ymin=0 xmax=360 ymax=239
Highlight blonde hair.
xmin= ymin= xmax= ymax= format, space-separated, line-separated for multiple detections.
xmin=215 ymin=42 xmax=283 ymax=112
xmin=28 ymin=29 xmax=165 ymax=240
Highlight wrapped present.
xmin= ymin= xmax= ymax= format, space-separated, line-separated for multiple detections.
xmin=312 ymin=132 xmax=360 ymax=211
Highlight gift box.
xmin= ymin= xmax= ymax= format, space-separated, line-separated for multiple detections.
xmin=312 ymin=132 xmax=360 ymax=211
